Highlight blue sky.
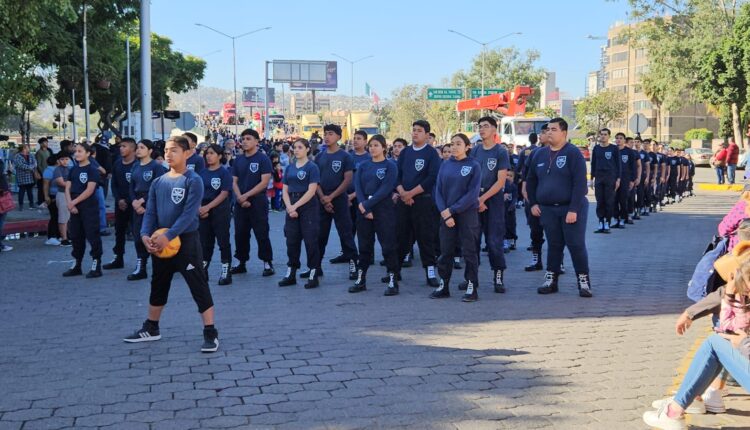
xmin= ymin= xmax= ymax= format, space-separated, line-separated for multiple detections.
xmin=152 ymin=0 xmax=631 ymax=100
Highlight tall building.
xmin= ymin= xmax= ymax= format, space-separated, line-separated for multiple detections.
xmin=540 ymin=71 xmax=576 ymax=120
xmin=599 ymin=21 xmax=719 ymax=141
xmin=586 ymin=71 xmax=599 ymax=97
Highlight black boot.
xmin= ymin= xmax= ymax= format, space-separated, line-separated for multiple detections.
xmin=103 ymin=255 xmax=124 ymax=270
xmin=402 ymin=253 xmax=413 ymax=268
xmin=348 ymin=268 xmax=367 ymax=293
xmin=426 ymin=266 xmax=439 ymax=287
xmin=462 ymin=280 xmax=478 ymax=302
xmin=383 ymin=272 xmax=399 ymax=296
xmin=262 ymin=261 xmax=275 ymax=277
xmin=304 ymin=268 xmax=320 ymax=289
xmin=537 ymin=271 xmax=559 ymax=294
xmin=329 ymin=253 xmax=348 ymax=264
xmin=278 ymin=267 xmax=297 ymax=287
xmin=381 ymin=272 xmax=402 ymax=283
xmin=85 ymin=259 xmax=102 ymax=279
xmin=524 ymin=252 xmax=543 ymax=271
xmin=348 ymin=259 xmax=358 ymax=280
xmin=63 ymin=260 xmax=83 ymax=277
xmin=300 ymin=268 xmax=324 ymax=279
xmin=429 ymin=278 xmax=450 ymax=299
xmin=453 ymin=257 xmax=463 ymax=270
xmin=127 ymin=258 xmax=147 ymax=281
xmin=577 ymin=273 xmax=593 ymax=298
xmin=458 ymin=280 xmax=469 ymax=291
xmin=230 ymin=261 xmax=247 ymax=275
xmin=218 ymin=262 xmax=232 ymax=286
xmin=594 ymin=220 xmax=606 ymax=233
xmin=493 ymin=270 xmax=505 ymax=293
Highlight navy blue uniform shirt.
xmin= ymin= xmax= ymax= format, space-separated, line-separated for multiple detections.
xmin=397 ymin=143 xmax=441 ymax=193
xmin=186 ymin=152 xmax=205 ymax=173
xmin=471 ymin=143 xmax=511 ymax=192
xmin=618 ymin=146 xmax=637 ymax=181
xmin=283 ymin=160 xmax=320 ymax=194
xmin=668 ymin=156 xmax=679 ymax=178
xmin=141 ymin=170 xmax=204 ymax=241
xmin=111 ymin=158 xmax=135 ymax=201
xmin=639 ymin=150 xmax=649 ymax=180
xmin=199 ymin=165 xmax=232 ymax=203
xmin=591 ymin=144 xmax=621 ymax=179
xmin=348 ymin=151 xmax=371 ymax=193
xmin=517 ymin=144 xmax=538 ymax=179
xmin=68 ymin=163 xmax=101 ymax=197
xmin=232 ymin=151 xmax=273 ymax=194
xmin=435 ymin=156 xmax=482 ymax=215
xmin=315 ymin=149 xmax=354 ymax=194
xmin=130 ymin=160 xmax=168 ymax=200
xmin=355 ymin=159 xmax=397 ymax=214
xmin=526 ymin=143 xmax=588 ymax=214
xmin=658 ymin=153 xmax=669 ymax=176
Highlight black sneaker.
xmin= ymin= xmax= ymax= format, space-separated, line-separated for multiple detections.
xmin=383 ymin=272 xmax=399 ymax=296
xmin=127 ymin=258 xmax=147 ymax=281
xmin=103 ymin=256 xmax=124 ymax=270
xmin=493 ymin=270 xmax=505 ymax=294
xmin=329 ymin=253 xmax=348 ymax=264
xmin=462 ymin=281 xmax=478 ymax=302
xmin=348 ymin=269 xmax=367 ymax=293
xmin=123 ymin=321 xmax=161 ymax=343
xmin=218 ymin=263 xmax=232 ymax=286
xmin=458 ymin=280 xmax=469 ymax=291
xmin=60 ymin=239 xmax=72 ymax=247
xmin=381 ymin=272 xmax=402 ymax=283
xmin=429 ymin=279 xmax=450 ymax=299
xmin=63 ymin=261 xmax=82 ymax=277
xmin=230 ymin=262 xmax=247 ymax=275
xmin=524 ymin=253 xmax=543 ymax=272
xmin=537 ymin=271 xmax=559 ymax=295
xmin=85 ymin=259 xmax=102 ymax=278
xmin=304 ymin=268 xmax=319 ymax=289
xmin=426 ymin=266 xmax=439 ymax=287
xmin=577 ymin=273 xmax=593 ymax=298
xmin=262 ymin=261 xmax=275 ymax=277
xmin=453 ymin=257 xmax=462 ymax=270
xmin=278 ymin=267 xmax=296 ymax=287
xmin=402 ymin=254 xmax=413 ymax=268
xmin=348 ymin=260 xmax=358 ymax=280
xmin=594 ymin=221 xmax=606 ymax=234
xmin=201 ymin=327 xmax=219 ymax=353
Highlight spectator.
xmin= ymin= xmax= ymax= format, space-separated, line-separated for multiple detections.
xmin=0 ymin=158 xmax=11 ymax=252
xmin=718 ymin=184 xmax=750 ymax=252
xmin=13 ymin=144 xmax=37 ymax=210
xmin=713 ymin=144 xmax=728 ymax=184
xmin=727 ymin=138 xmax=740 ymax=185
xmin=42 ymin=154 xmax=61 ymax=245
xmin=52 ymin=152 xmax=71 ymax=246
xmin=94 ymin=136 xmax=113 ymax=198
xmin=279 ymin=144 xmax=291 ymax=171
xmin=35 ymin=137 xmax=51 ymax=205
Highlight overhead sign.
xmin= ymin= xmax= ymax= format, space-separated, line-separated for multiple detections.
xmin=427 ymin=88 xmax=463 ymax=100
xmin=242 ymin=87 xmax=276 ymax=107
xmin=470 ymin=88 xmax=505 ymax=98
xmin=629 ymin=113 xmax=649 ymax=134
xmin=273 ymin=60 xmax=338 ymax=91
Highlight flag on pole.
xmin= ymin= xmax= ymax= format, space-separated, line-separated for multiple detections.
xmin=372 ymin=91 xmax=380 ymax=106
xmin=365 ymin=83 xmax=371 ymax=96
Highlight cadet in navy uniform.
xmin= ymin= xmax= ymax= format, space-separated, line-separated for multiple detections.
xmin=278 ymin=139 xmax=322 ymax=289
xmin=103 ymin=137 xmax=137 ymax=270
xmin=503 ymin=170 xmax=518 ymax=252
xmin=396 ymin=120 xmax=441 ymax=287
xmin=349 ymin=135 xmax=400 ymax=295
xmin=230 ymin=129 xmax=275 ymax=277
xmin=469 ymin=116 xmax=511 ymax=294
xmin=430 ymin=133 xmax=482 ymax=302
xmin=591 ymin=128 xmax=621 ymax=233
xmin=124 ymin=136 xmax=219 ymax=353
xmin=199 ymin=144 xmax=233 ymax=285
xmin=129 ymin=139 xmax=168 ymax=280
xmin=183 ymin=132 xmax=206 ymax=173
xmin=657 ymin=143 xmax=670 ymax=208
xmin=315 ymin=124 xmax=358 ymax=280
xmin=62 ymin=142 xmax=103 ymax=278
xmin=666 ymin=147 xmax=680 ymax=204
xmin=526 ymin=118 xmax=592 ymax=298
xmin=342 ymin=130 xmax=372 ymax=265
xmin=646 ymin=140 xmax=659 ymax=212
xmin=634 ymin=137 xmax=650 ymax=218
xmin=613 ymin=133 xmax=637 ymax=228
xmin=520 ymin=128 xmax=546 ymax=271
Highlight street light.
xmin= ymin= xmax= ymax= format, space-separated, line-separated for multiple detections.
xmin=195 ymin=24 xmax=271 ymax=136
xmin=331 ymin=53 xmax=374 ymax=139
xmin=448 ymin=30 xmax=522 ymax=95
xmin=175 ymin=49 xmax=222 ymax=125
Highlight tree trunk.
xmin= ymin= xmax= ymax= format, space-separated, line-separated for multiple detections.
xmin=731 ymin=102 xmax=744 ymax=150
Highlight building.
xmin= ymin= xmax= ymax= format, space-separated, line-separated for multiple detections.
xmin=598 ymin=21 xmax=719 ymax=141
xmin=540 ymin=71 xmax=577 ymax=120
xmin=290 ymin=93 xmax=331 ymax=116
xmin=586 ymin=71 xmax=599 ymax=97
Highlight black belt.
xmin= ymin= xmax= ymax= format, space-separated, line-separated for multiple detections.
xmin=541 ymin=202 xmax=570 ymax=207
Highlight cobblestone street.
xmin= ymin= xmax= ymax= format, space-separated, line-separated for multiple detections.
xmin=0 ymin=191 xmax=739 ymax=429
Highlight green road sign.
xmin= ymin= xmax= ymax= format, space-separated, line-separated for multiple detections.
xmin=470 ymin=88 xmax=505 ymax=98
xmin=427 ymin=88 xmax=463 ymax=100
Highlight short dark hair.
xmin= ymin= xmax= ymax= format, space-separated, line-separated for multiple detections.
xmin=121 ymin=137 xmax=137 ymax=147
xmin=46 ymin=154 xmax=57 ymax=166
xmin=625 ymin=137 xmax=633 ymax=143
xmin=38 ymin=137 xmax=48 ymax=145
xmin=354 ymin=130 xmax=368 ymax=140
xmin=428 ymin=132 xmax=436 ymax=138
xmin=451 ymin=133 xmax=472 ymax=155
xmin=412 ymin=120 xmax=431 ymax=133
xmin=393 ymin=138 xmax=408 ymax=146
xmin=599 ymin=128 xmax=611 ymax=135
xmin=204 ymin=143 xmax=226 ymax=164
xmin=615 ymin=132 xmax=626 ymax=139
xmin=167 ymin=136 xmax=190 ymax=151
xmin=182 ymin=132 xmax=198 ymax=144
xmin=478 ymin=116 xmax=497 ymax=128
xmin=138 ymin=139 xmax=154 ymax=150
xmin=324 ymin=124 xmax=342 ymax=136
xmin=152 ymin=149 xmax=164 ymax=159
xmin=528 ymin=133 xmax=538 ymax=144
xmin=550 ymin=117 xmax=568 ymax=132
xmin=241 ymin=128 xmax=260 ymax=140
xmin=541 ymin=123 xmax=549 ymax=131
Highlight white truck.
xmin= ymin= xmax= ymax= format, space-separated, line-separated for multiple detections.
xmin=499 ymin=116 xmax=550 ymax=147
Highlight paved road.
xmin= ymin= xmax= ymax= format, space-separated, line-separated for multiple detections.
xmin=0 ymin=190 xmax=738 ymax=429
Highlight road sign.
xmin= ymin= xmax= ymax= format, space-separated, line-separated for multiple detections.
xmin=470 ymin=88 xmax=505 ymax=98
xmin=629 ymin=113 xmax=649 ymax=134
xmin=427 ymin=88 xmax=463 ymax=100
xmin=175 ymin=112 xmax=196 ymax=131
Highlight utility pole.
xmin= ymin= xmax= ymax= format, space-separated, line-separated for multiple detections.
xmin=140 ymin=0 xmax=152 ymax=141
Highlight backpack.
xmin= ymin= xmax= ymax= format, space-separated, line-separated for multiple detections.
xmin=688 ymin=235 xmax=729 ymax=302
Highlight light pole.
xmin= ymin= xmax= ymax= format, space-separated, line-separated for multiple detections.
xmin=448 ymin=30 xmax=521 ymax=96
xmin=140 ymin=0 xmax=151 ymax=141
xmin=82 ymin=2 xmax=91 ymax=142
xmin=125 ymin=36 xmax=131 ymax=137
xmin=175 ymin=49 xmax=222 ymax=125
xmin=195 ymin=24 xmax=271 ymax=137
xmin=331 ymin=53 xmax=373 ymax=140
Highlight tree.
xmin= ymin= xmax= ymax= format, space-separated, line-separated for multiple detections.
xmin=387 ymin=85 xmax=427 ymax=140
xmin=575 ymin=90 xmax=627 ymax=134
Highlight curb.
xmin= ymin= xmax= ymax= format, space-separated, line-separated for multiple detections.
xmin=2 ymin=211 xmax=115 ymax=235
xmin=697 ymin=183 xmax=744 ymax=192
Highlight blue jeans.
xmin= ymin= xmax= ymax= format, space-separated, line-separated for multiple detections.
xmin=715 ymin=167 xmax=726 ymax=184
xmin=727 ymin=164 xmax=737 ymax=184
xmin=673 ymin=334 xmax=750 ymax=408
xmin=95 ymin=187 xmax=106 ymax=231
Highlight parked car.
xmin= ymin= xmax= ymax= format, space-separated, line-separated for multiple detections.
xmin=577 ymin=146 xmax=590 ymax=161
xmin=685 ymin=148 xmax=712 ymax=167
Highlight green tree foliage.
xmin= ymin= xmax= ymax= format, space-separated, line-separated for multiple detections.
xmin=684 ymin=128 xmax=714 ymax=140
xmin=575 ymin=90 xmax=627 ymax=134
xmin=387 ymin=85 xmax=461 ymax=142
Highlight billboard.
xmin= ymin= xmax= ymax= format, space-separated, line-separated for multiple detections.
xmin=272 ymin=60 xmax=337 ymax=91
xmin=242 ymin=87 xmax=275 ymax=108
